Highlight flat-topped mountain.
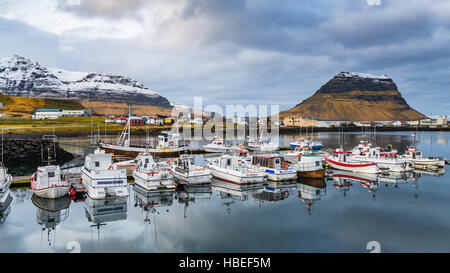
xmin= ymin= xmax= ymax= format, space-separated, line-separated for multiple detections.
xmin=280 ymin=72 xmax=426 ymax=121
xmin=0 ymin=55 xmax=171 ymax=108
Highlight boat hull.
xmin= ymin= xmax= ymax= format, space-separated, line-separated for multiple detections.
xmin=32 ymin=185 xmax=70 ymax=199
xmin=207 ymin=165 xmax=265 ymax=185
xmin=172 ymin=171 xmax=212 ymax=185
xmin=326 ymin=157 xmax=380 ymax=174
xmin=132 ymin=171 xmax=175 ymax=190
xmin=100 ymin=144 xmax=186 ymax=158
xmin=81 ymin=168 xmax=128 ymax=199
xmin=297 ymin=169 xmax=325 ymax=179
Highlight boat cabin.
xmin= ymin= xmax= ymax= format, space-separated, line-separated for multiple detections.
xmin=135 ymin=153 xmax=158 ymax=171
xmin=33 ymin=165 xmax=65 ymax=187
xmin=157 ymin=132 xmax=180 ymax=148
xmin=251 ymin=154 xmax=282 ymax=169
xmin=175 ymin=155 xmax=196 ymax=169
xmin=404 ymin=147 xmax=422 ymax=159
xmin=84 ymin=149 xmax=113 ymax=172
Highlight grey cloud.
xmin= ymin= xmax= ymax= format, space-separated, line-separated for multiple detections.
xmin=57 ymin=0 xmax=146 ymax=19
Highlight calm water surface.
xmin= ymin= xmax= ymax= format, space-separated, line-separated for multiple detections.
xmin=0 ymin=131 xmax=449 ymax=253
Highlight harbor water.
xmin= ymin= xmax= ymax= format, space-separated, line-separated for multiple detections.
xmin=0 ymin=131 xmax=449 ymax=253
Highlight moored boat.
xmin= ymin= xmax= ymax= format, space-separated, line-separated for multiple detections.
xmin=247 ymin=154 xmax=297 ymax=181
xmin=290 ymin=138 xmax=323 ymax=151
xmin=132 ymin=152 xmax=175 ymax=190
xmin=0 ymin=163 xmax=12 ymax=194
xmin=81 ymin=148 xmax=128 ymax=199
xmin=351 ymin=144 xmax=413 ymax=173
xmin=100 ymin=117 xmax=188 ymax=157
xmin=246 ymin=137 xmax=279 ymax=152
xmin=31 ymin=165 xmax=70 ymax=199
xmin=400 ymin=147 xmax=445 ymax=169
xmin=293 ymin=151 xmax=325 ymax=179
xmin=206 ymin=154 xmax=266 ymax=185
xmin=171 ymin=154 xmax=212 ymax=185
xmin=203 ymin=137 xmax=236 ymax=153
xmin=325 ymin=148 xmax=381 ymax=174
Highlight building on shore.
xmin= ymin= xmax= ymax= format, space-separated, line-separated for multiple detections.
xmin=32 ymin=109 xmax=92 ymax=119
xmin=145 ymin=116 xmax=164 ymax=125
xmin=282 ymin=115 xmax=350 ymax=127
xmin=408 ymin=116 xmax=448 ymax=128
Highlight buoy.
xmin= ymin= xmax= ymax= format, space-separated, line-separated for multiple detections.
xmin=281 ymin=161 xmax=289 ymax=170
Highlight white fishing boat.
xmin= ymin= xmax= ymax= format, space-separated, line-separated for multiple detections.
xmin=203 ymin=137 xmax=236 ymax=153
xmin=283 ymin=146 xmax=326 ymax=164
xmin=99 ymin=116 xmax=188 ymax=157
xmin=283 ymin=146 xmax=311 ymax=163
xmin=293 ymin=151 xmax=325 ymax=179
xmin=246 ymin=137 xmax=279 ymax=152
xmin=31 ymin=164 xmax=70 ymax=199
xmin=351 ymin=144 xmax=413 ymax=172
xmin=400 ymin=147 xmax=445 ymax=169
xmin=132 ymin=153 xmax=175 ymax=190
xmin=0 ymin=163 xmax=12 ymax=194
xmin=247 ymin=154 xmax=297 ymax=181
xmin=206 ymin=154 xmax=266 ymax=185
xmin=171 ymin=154 xmax=212 ymax=185
xmin=289 ymin=138 xmax=323 ymax=151
xmin=81 ymin=148 xmax=128 ymax=199
xmin=325 ymin=148 xmax=381 ymax=174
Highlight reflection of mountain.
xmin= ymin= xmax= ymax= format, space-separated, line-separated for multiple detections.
xmin=211 ymin=179 xmax=263 ymax=215
xmin=31 ymin=194 xmax=71 ymax=247
xmin=0 ymin=189 xmax=13 ymax=224
xmin=297 ymin=179 xmax=326 ymax=215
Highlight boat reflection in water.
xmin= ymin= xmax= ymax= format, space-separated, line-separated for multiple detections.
xmin=133 ymin=184 xmax=175 ymax=241
xmin=0 ymin=189 xmax=13 ymax=224
xmin=211 ymin=179 xmax=263 ymax=215
xmin=253 ymin=181 xmax=296 ymax=204
xmin=297 ymin=178 xmax=326 ymax=215
xmin=31 ymin=194 xmax=71 ymax=248
xmin=175 ymin=184 xmax=212 ymax=219
xmin=84 ymin=195 xmax=127 ymax=242
xmin=329 ymin=170 xmax=379 ymax=200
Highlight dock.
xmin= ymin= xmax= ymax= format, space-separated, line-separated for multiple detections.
xmin=11 ymin=173 xmax=135 ymax=189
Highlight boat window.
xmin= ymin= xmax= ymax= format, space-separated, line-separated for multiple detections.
xmin=145 ymin=159 xmax=149 ymax=164
xmin=48 ymin=171 xmax=55 ymax=178
xmin=316 ymin=161 xmax=320 ymax=166
xmin=95 ymin=161 xmax=100 ymax=167
xmin=275 ymin=158 xmax=280 ymax=165
xmin=227 ymin=159 xmax=231 ymax=166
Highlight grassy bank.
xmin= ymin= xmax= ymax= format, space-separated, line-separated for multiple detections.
xmin=0 ymin=116 xmax=173 ymax=134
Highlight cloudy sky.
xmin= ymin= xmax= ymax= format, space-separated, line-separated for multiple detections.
xmin=0 ymin=0 xmax=449 ymax=115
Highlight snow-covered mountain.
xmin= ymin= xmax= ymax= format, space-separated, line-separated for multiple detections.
xmin=0 ymin=55 xmax=171 ymax=107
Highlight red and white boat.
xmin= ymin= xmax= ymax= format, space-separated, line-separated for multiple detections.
xmin=31 ymin=165 xmax=70 ymax=199
xmin=325 ymin=148 xmax=380 ymax=174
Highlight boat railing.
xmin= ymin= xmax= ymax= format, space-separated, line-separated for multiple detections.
xmin=296 ymin=162 xmax=322 ymax=172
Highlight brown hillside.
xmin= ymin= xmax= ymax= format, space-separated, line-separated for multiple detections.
xmin=280 ymin=72 xmax=426 ymax=121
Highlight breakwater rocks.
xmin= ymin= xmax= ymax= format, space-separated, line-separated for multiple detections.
xmin=2 ymin=138 xmax=74 ymax=173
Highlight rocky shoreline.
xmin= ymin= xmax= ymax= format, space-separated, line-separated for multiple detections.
xmin=3 ymin=138 xmax=74 ymax=175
